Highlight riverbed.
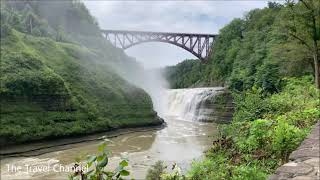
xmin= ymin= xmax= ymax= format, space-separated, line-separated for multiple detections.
xmin=0 ymin=117 xmax=218 ymax=179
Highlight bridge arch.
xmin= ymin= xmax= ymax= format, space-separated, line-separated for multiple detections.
xmin=101 ymin=30 xmax=218 ymax=62
xmin=123 ymin=39 xmax=206 ymax=61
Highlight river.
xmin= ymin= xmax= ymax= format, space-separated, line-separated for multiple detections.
xmin=0 ymin=87 xmax=224 ymax=180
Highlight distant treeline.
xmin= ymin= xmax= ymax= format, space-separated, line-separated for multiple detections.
xmin=165 ymin=1 xmax=319 ymax=93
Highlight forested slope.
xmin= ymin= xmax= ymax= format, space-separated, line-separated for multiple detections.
xmin=0 ymin=1 xmax=161 ymax=145
xmin=165 ymin=2 xmax=317 ymax=92
xmin=165 ymin=60 xmax=206 ymax=89
xmin=159 ymin=1 xmax=320 ymax=179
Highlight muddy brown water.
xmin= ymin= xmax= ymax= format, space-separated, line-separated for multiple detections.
xmin=0 ymin=117 xmax=218 ymax=180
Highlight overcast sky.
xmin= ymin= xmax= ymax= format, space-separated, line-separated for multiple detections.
xmin=83 ymin=1 xmax=270 ymax=68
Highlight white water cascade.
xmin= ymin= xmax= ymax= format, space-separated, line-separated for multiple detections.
xmin=165 ymin=87 xmax=224 ymax=122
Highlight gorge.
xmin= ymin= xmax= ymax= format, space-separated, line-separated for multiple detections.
xmin=0 ymin=2 xmax=232 ymax=179
xmin=1 ymin=1 xmax=319 ymax=179
xmin=0 ymin=88 xmax=228 ymax=179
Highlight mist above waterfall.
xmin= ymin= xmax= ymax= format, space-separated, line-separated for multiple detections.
xmin=110 ymin=56 xmax=169 ymax=117
xmin=130 ymin=68 xmax=169 ymax=117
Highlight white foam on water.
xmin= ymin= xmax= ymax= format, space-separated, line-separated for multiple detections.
xmin=165 ymin=87 xmax=224 ymax=122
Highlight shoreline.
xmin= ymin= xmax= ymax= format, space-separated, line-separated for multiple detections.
xmin=0 ymin=122 xmax=166 ymax=159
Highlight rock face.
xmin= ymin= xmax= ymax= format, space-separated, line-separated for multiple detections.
xmin=269 ymin=122 xmax=320 ymax=180
xmin=199 ymin=89 xmax=234 ymax=123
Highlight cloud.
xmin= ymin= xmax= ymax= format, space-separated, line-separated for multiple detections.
xmin=83 ymin=0 xmax=269 ymax=68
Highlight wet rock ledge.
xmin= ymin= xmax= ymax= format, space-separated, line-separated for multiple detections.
xmin=269 ymin=122 xmax=320 ymax=180
xmin=199 ymin=89 xmax=234 ymax=123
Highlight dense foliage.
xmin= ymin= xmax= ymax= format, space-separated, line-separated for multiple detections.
xmin=0 ymin=0 xmax=161 ymax=144
xmin=186 ymin=76 xmax=319 ymax=179
xmin=165 ymin=1 xmax=319 ymax=92
xmin=162 ymin=1 xmax=320 ymax=179
xmin=165 ymin=60 xmax=206 ymax=89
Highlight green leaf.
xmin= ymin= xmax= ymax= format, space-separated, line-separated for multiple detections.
xmin=120 ymin=170 xmax=130 ymax=176
xmin=97 ymin=156 xmax=108 ymax=168
xmin=97 ymin=155 xmax=104 ymax=161
xmin=119 ymin=160 xmax=128 ymax=167
xmin=86 ymin=155 xmax=97 ymax=163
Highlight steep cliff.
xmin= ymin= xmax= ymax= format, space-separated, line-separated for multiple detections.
xmin=0 ymin=1 xmax=162 ymax=144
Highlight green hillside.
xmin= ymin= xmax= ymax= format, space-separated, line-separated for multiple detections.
xmin=0 ymin=1 xmax=161 ymax=145
xmin=165 ymin=60 xmax=206 ymax=89
xmin=165 ymin=2 xmax=317 ymax=91
xmin=160 ymin=1 xmax=320 ymax=179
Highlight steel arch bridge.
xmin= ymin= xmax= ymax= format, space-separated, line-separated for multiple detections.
xmin=101 ymin=30 xmax=218 ymax=62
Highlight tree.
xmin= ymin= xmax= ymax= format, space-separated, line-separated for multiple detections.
xmin=24 ymin=11 xmax=37 ymax=34
xmin=22 ymin=3 xmax=36 ymax=34
xmin=281 ymin=0 xmax=320 ymax=88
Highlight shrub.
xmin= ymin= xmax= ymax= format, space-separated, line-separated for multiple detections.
xmin=236 ymin=119 xmax=273 ymax=153
xmin=146 ymin=161 xmax=166 ymax=180
xmin=272 ymin=119 xmax=306 ymax=162
xmin=232 ymin=164 xmax=267 ymax=180
xmin=69 ymin=143 xmax=130 ymax=180
xmin=232 ymin=89 xmax=269 ymax=122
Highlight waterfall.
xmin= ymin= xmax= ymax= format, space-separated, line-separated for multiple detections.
xmin=165 ymin=87 xmax=224 ymax=122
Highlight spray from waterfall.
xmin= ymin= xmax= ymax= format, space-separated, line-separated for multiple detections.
xmin=110 ymin=57 xmax=169 ymax=117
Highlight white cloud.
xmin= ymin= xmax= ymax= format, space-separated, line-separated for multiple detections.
xmin=83 ymin=0 xmax=269 ymax=68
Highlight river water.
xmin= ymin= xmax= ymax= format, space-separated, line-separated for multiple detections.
xmin=0 ymin=87 xmax=224 ymax=180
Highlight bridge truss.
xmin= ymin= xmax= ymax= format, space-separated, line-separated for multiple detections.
xmin=101 ymin=30 xmax=218 ymax=62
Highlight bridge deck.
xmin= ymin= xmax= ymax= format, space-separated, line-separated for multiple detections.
xmin=101 ymin=29 xmax=218 ymax=61
xmin=101 ymin=29 xmax=217 ymax=37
